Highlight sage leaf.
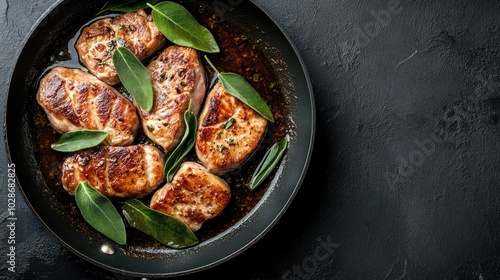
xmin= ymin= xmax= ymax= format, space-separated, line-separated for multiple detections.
xmin=97 ymin=0 xmax=161 ymax=15
xmin=113 ymin=46 xmax=154 ymax=112
xmin=75 ymin=182 xmax=127 ymax=245
xmin=122 ymin=199 xmax=199 ymax=248
xmin=218 ymin=73 xmax=274 ymax=122
xmin=164 ymin=109 xmax=197 ymax=182
xmin=248 ymin=135 xmax=288 ymax=191
xmin=205 ymin=56 xmax=274 ymax=122
xmin=148 ymin=1 xmax=220 ymax=53
xmin=51 ymin=130 xmax=108 ymax=152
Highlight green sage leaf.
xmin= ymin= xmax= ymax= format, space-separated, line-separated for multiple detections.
xmin=164 ymin=109 xmax=197 ymax=182
xmin=75 ymin=182 xmax=127 ymax=245
xmin=51 ymin=130 xmax=108 ymax=152
xmin=248 ymin=135 xmax=288 ymax=191
xmin=122 ymin=199 xmax=199 ymax=248
xmin=113 ymin=46 xmax=154 ymax=112
xmin=148 ymin=1 xmax=220 ymax=53
xmin=97 ymin=0 xmax=161 ymax=15
xmin=205 ymin=56 xmax=274 ymax=122
xmin=218 ymin=73 xmax=274 ymax=122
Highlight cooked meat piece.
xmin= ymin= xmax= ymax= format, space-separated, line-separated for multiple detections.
xmin=37 ymin=67 xmax=139 ymax=146
xmin=150 ymin=161 xmax=231 ymax=231
xmin=196 ymin=81 xmax=268 ymax=175
xmin=75 ymin=9 xmax=167 ymax=85
xmin=61 ymin=144 xmax=165 ymax=198
xmin=137 ymin=45 xmax=206 ymax=152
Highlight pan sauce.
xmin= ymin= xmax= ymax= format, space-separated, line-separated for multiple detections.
xmin=33 ymin=0 xmax=292 ymax=248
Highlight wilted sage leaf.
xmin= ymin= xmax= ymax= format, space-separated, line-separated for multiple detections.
xmin=164 ymin=109 xmax=197 ymax=182
xmin=205 ymin=56 xmax=274 ymax=122
xmin=122 ymin=199 xmax=198 ymax=248
xmin=148 ymin=1 xmax=220 ymax=53
xmin=51 ymin=130 xmax=108 ymax=152
xmin=113 ymin=46 xmax=154 ymax=112
xmin=75 ymin=181 xmax=127 ymax=245
xmin=248 ymin=135 xmax=288 ymax=191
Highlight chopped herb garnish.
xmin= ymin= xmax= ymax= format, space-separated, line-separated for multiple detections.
xmin=235 ymin=35 xmax=247 ymax=44
xmin=226 ymin=138 xmax=235 ymax=146
xmin=75 ymin=182 xmax=127 ymax=245
xmin=159 ymin=72 xmax=167 ymax=82
xmin=252 ymin=72 xmax=261 ymax=82
xmin=95 ymin=59 xmax=107 ymax=66
xmin=51 ymin=130 xmax=108 ymax=152
xmin=106 ymin=40 xmax=117 ymax=54
xmin=216 ymin=144 xmax=226 ymax=152
xmin=224 ymin=117 xmax=235 ymax=129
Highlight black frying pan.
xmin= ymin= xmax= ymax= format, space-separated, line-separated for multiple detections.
xmin=5 ymin=0 xmax=315 ymax=277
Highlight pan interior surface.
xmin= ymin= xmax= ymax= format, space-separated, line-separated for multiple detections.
xmin=5 ymin=0 xmax=315 ymax=277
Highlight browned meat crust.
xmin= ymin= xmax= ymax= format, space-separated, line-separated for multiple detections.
xmin=37 ymin=66 xmax=139 ymax=146
xmin=150 ymin=162 xmax=231 ymax=231
xmin=196 ymin=81 xmax=268 ymax=175
xmin=75 ymin=10 xmax=167 ymax=85
xmin=61 ymin=145 xmax=165 ymax=198
xmin=138 ymin=45 xmax=206 ymax=152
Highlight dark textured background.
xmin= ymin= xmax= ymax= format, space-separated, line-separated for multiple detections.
xmin=2 ymin=0 xmax=500 ymax=279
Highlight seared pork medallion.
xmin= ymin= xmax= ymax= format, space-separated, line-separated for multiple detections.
xmin=150 ymin=162 xmax=231 ymax=232
xmin=196 ymin=81 xmax=268 ymax=175
xmin=62 ymin=145 xmax=165 ymax=198
xmin=138 ymin=45 xmax=206 ymax=152
xmin=76 ymin=10 xmax=167 ymax=85
xmin=37 ymin=67 xmax=139 ymax=146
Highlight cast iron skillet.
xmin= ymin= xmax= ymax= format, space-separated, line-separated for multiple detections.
xmin=5 ymin=0 xmax=315 ymax=277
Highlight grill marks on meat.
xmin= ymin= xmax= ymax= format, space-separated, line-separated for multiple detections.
xmin=196 ymin=81 xmax=268 ymax=175
xmin=62 ymin=145 xmax=165 ymax=198
xmin=76 ymin=10 xmax=166 ymax=85
xmin=150 ymin=162 xmax=231 ymax=232
xmin=137 ymin=45 xmax=206 ymax=152
xmin=37 ymin=67 xmax=139 ymax=146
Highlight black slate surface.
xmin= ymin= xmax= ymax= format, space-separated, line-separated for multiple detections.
xmin=1 ymin=0 xmax=500 ymax=279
